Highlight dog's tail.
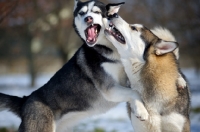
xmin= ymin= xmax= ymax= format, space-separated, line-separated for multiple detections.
xmin=0 ymin=93 xmax=27 ymax=117
xmin=151 ymin=27 xmax=176 ymax=41
xmin=151 ymin=27 xmax=179 ymax=59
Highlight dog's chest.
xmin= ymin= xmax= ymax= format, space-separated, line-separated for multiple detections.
xmin=101 ymin=62 xmax=127 ymax=85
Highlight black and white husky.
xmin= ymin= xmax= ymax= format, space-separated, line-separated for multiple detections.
xmin=0 ymin=0 xmax=148 ymax=132
xmin=104 ymin=4 xmax=190 ymax=132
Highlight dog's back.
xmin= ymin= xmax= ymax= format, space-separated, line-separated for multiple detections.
xmin=141 ymin=48 xmax=179 ymax=107
xmin=141 ymin=27 xmax=179 ymax=106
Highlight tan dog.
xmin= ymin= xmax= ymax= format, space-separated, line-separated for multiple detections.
xmin=103 ymin=4 xmax=190 ymax=132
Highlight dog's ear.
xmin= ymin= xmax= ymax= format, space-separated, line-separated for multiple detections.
xmin=106 ymin=2 xmax=125 ymax=16
xmin=74 ymin=0 xmax=81 ymax=11
xmin=154 ymin=40 xmax=178 ymax=55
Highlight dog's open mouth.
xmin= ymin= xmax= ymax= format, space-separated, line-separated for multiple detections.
xmin=105 ymin=22 xmax=125 ymax=44
xmin=85 ymin=24 xmax=101 ymax=45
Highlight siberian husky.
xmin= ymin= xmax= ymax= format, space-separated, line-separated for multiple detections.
xmin=0 ymin=0 xmax=149 ymax=132
xmin=103 ymin=3 xmax=190 ymax=132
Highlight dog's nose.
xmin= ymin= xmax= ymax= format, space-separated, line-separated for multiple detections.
xmin=84 ymin=16 xmax=93 ymax=24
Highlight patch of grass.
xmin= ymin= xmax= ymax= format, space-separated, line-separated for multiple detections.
xmin=0 ymin=127 xmax=17 ymax=132
xmin=191 ymin=107 xmax=200 ymax=113
xmin=94 ymin=128 xmax=106 ymax=132
xmin=0 ymin=128 xmax=7 ymax=132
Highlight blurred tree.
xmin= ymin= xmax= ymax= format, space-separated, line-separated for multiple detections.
xmin=0 ymin=0 xmax=199 ymax=88
xmin=0 ymin=0 xmax=18 ymax=23
xmin=108 ymin=0 xmax=200 ymax=70
xmin=0 ymin=0 xmax=81 ymax=87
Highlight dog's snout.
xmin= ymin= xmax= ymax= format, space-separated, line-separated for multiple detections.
xmin=84 ymin=16 xmax=93 ymax=24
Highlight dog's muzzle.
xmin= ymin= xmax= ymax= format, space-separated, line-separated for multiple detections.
xmin=105 ymin=22 xmax=125 ymax=44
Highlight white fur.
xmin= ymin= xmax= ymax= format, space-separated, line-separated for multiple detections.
xmin=107 ymin=5 xmax=121 ymax=16
xmin=56 ymin=96 xmax=118 ymax=132
xmin=52 ymin=121 xmax=56 ymax=132
xmin=131 ymin=113 xmax=148 ymax=132
xmin=104 ymin=18 xmax=145 ymax=61
xmin=74 ymin=1 xmax=105 ymax=47
xmin=56 ymin=111 xmax=89 ymax=132
xmin=103 ymin=12 xmax=187 ymax=132
xmin=101 ymin=62 xmax=149 ymax=120
xmin=177 ymin=73 xmax=187 ymax=88
xmin=132 ymin=24 xmax=143 ymax=28
xmin=101 ymin=62 xmax=126 ymax=84
xmin=131 ymin=112 xmax=186 ymax=132
xmin=162 ymin=112 xmax=186 ymax=132
xmin=80 ymin=6 xmax=88 ymax=13
xmin=151 ymin=27 xmax=179 ymax=59
xmin=92 ymin=6 xmax=101 ymax=13
xmin=100 ymin=83 xmax=149 ymax=120
xmin=151 ymin=27 xmax=176 ymax=42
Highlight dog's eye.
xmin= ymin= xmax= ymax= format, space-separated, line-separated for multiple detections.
xmin=94 ymin=11 xmax=101 ymax=14
xmin=79 ymin=11 xmax=85 ymax=16
xmin=131 ymin=26 xmax=138 ymax=31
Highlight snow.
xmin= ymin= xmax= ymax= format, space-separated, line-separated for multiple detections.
xmin=0 ymin=68 xmax=200 ymax=131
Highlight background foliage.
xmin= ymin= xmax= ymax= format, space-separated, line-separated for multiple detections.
xmin=0 ymin=0 xmax=200 ymax=86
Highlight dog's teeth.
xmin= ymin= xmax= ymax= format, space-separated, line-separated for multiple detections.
xmin=95 ymin=29 xmax=98 ymax=33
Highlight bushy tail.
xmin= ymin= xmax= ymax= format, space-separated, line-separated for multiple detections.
xmin=151 ymin=27 xmax=179 ymax=59
xmin=151 ymin=27 xmax=176 ymax=41
xmin=0 ymin=93 xmax=27 ymax=117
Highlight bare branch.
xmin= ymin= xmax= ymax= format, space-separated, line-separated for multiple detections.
xmin=0 ymin=0 xmax=19 ymax=23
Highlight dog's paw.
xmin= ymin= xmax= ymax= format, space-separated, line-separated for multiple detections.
xmin=177 ymin=76 xmax=186 ymax=89
xmin=132 ymin=101 xmax=149 ymax=121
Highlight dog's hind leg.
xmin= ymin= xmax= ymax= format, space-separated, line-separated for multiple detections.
xmin=148 ymin=114 xmax=162 ymax=132
xmin=161 ymin=112 xmax=186 ymax=132
xmin=130 ymin=113 xmax=149 ymax=132
xmin=18 ymin=99 xmax=55 ymax=132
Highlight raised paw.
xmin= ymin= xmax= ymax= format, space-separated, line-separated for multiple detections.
xmin=134 ymin=107 xmax=149 ymax=121
xmin=177 ymin=76 xmax=186 ymax=89
xmin=132 ymin=100 xmax=149 ymax=121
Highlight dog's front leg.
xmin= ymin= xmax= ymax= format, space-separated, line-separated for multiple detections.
xmin=129 ymin=97 xmax=149 ymax=121
xmin=101 ymin=84 xmax=149 ymax=121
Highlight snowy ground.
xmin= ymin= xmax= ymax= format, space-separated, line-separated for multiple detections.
xmin=0 ymin=68 xmax=200 ymax=132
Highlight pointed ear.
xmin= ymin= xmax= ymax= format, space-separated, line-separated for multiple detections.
xmin=155 ymin=40 xmax=178 ymax=55
xmin=106 ymin=2 xmax=125 ymax=16
xmin=74 ymin=0 xmax=81 ymax=11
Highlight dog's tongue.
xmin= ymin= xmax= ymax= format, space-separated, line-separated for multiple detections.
xmin=87 ymin=27 xmax=96 ymax=41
